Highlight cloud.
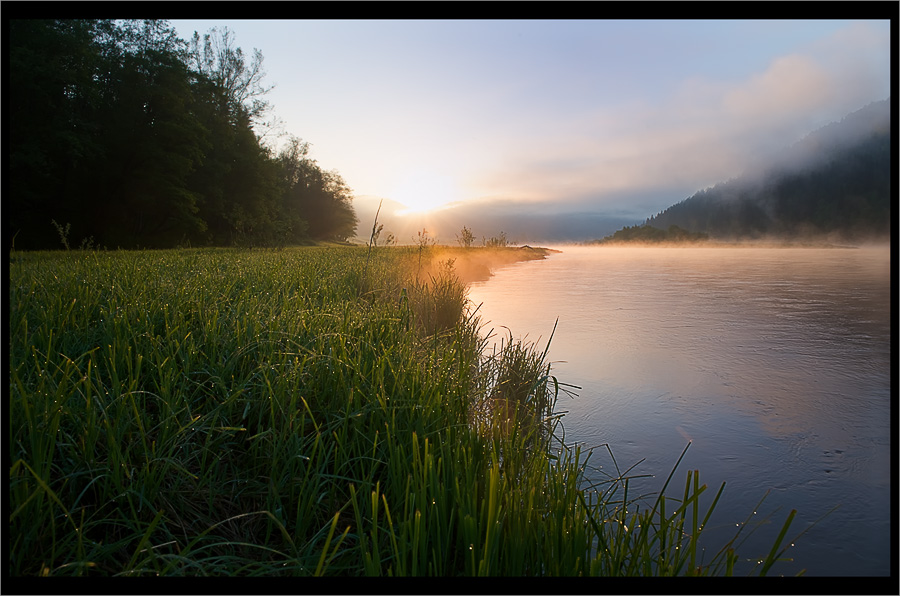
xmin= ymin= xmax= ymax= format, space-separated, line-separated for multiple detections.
xmin=812 ymin=21 xmax=891 ymax=99
xmin=717 ymin=22 xmax=889 ymax=130
xmin=722 ymin=54 xmax=834 ymax=121
xmin=331 ymin=20 xmax=891 ymax=228
xmin=469 ymin=21 xmax=890 ymax=215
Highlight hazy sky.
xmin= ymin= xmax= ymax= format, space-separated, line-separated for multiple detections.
xmin=171 ymin=19 xmax=891 ymax=221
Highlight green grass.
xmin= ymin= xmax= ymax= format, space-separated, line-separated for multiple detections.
xmin=8 ymin=245 xmax=801 ymax=576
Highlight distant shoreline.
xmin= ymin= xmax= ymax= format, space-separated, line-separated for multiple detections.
xmin=582 ymin=240 xmax=870 ymax=249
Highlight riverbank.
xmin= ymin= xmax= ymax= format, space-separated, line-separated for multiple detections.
xmin=8 ymin=245 xmax=796 ymax=578
xmin=409 ymin=244 xmax=558 ymax=284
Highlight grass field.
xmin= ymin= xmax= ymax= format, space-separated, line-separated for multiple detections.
xmin=8 ymin=245 xmax=799 ymax=577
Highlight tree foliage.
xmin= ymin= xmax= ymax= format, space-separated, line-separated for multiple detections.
xmin=483 ymin=231 xmax=512 ymax=248
xmin=456 ymin=226 xmax=475 ymax=248
xmin=595 ymin=224 xmax=709 ymax=244
xmin=8 ymin=19 xmax=358 ymax=250
xmin=187 ymin=27 xmax=273 ymax=128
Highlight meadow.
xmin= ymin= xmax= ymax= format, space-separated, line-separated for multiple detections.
xmin=8 ymin=245 xmax=798 ymax=577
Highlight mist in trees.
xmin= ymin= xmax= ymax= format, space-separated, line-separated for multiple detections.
xmin=8 ymin=19 xmax=358 ymax=250
xmin=643 ymin=100 xmax=890 ymax=242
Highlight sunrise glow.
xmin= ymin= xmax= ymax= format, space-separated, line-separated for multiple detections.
xmin=166 ymin=19 xmax=891 ymax=243
xmin=391 ymin=169 xmax=461 ymax=215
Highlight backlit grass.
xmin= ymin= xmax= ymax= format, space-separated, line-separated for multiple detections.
xmin=8 ymin=245 xmax=800 ymax=576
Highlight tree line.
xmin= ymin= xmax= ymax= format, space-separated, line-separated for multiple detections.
xmin=9 ymin=19 xmax=358 ymax=250
xmin=591 ymin=224 xmax=709 ymax=244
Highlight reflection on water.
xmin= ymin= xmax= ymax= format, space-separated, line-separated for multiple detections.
xmin=467 ymin=246 xmax=891 ymax=577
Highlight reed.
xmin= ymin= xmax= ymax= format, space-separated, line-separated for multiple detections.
xmin=8 ymin=246 xmax=801 ymax=577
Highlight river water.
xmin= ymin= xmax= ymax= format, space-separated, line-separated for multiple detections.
xmin=467 ymin=245 xmax=892 ymax=577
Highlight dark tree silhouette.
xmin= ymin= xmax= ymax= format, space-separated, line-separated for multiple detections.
xmin=8 ymin=19 xmax=358 ymax=250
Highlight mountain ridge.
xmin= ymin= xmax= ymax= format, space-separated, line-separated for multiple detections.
xmin=634 ymin=99 xmax=891 ymax=242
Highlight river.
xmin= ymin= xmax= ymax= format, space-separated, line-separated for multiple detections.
xmin=467 ymin=245 xmax=892 ymax=577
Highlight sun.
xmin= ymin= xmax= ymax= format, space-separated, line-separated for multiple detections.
xmin=391 ymin=169 xmax=460 ymax=215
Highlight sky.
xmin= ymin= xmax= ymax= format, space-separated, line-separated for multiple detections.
xmin=170 ymin=19 xmax=891 ymax=242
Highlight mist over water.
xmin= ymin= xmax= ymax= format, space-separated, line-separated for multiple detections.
xmin=468 ymin=245 xmax=891 ymax=577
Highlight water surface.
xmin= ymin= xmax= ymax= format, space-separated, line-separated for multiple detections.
xmin=467 ymin=245 xmax=892 ymax=577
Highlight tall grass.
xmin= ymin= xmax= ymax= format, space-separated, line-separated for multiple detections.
xmin=9 ymin=246 xmax=800 ymax=576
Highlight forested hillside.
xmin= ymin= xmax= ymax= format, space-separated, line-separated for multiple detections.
xmin=9 ymin=20 xmax=358 ymax=250
xmin=591 ymin=224 xmax=709 ymax=245
xmin=643 ymin=100 xmax=891 ymax=241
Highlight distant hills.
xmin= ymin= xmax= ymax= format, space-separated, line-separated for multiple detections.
xmin=601 ymin=99 xmax=891 ymax=243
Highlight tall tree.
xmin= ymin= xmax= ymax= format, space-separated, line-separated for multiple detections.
xmin=187 ymin=27 xmax=273 ymax=128
xmin=8 ymin=20 xmax=359 ymax=249
xmin=89 ymin=20 xmax=208 ymax=247
xmin=275 ymin=136 xmax=358 ymax=243
xmin=184 ymin=27 xmax=283 ymax=247
xmin=8 ymin=19 xmax=107 ymax=248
